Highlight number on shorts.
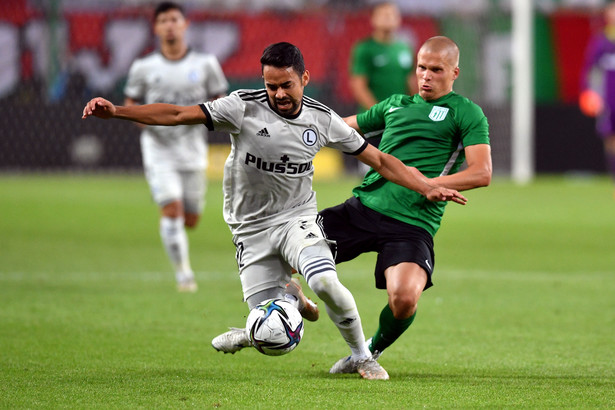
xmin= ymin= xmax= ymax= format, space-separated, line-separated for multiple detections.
xmin=235 ymin=241 xmax=245 ymax=268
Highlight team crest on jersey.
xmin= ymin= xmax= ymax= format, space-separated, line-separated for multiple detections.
xmin=302 ymin=129 xmax=318 ymax=146
xmin=188 ymin=70 xmax=199 ymax=82
xmin=428 ymin=106 xmax=449 ymax=122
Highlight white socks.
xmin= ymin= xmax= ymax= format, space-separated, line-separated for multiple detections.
xmin=299 ymin=245 xmax=370 ymax=359
xmin=159 ymin=216 xmax=193 ymax=282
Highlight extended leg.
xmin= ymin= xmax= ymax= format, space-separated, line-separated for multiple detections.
xmin=160 ymin=200 xmax=197 ymax=292
xmin=369 ymin=262 xmax=426 ymax=355
xmin=299 ymin=244 xmax=388 ymax=380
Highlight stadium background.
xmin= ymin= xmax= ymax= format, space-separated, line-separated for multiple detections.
xmin=0 ymin=0 xmax=609 ymax=177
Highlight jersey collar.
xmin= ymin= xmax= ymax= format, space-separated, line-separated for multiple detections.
xmin=416 ymin=91 xmax=455 ymax=104
xmin=159 ymin=47 xmax=191 ymax=63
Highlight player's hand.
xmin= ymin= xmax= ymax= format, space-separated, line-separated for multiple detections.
xmin=426 ymin=187 xmax=467 ymax=205
xmin=82 ymin=97 xmax=116 ymax=119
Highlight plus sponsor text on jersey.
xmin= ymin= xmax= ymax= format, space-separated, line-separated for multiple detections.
xmin=244 ymin=153 xmax=313 ymax=174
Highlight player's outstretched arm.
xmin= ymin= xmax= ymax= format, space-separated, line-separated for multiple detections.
xmin=82 ymin=97 xmax=207 ymax=126
xmin=356 ymin=144 xmax=467 ymax=204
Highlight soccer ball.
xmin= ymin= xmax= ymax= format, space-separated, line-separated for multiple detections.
xmin=246 ymin=298 xmax=304 ymax=356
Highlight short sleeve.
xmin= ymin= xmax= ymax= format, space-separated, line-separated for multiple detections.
xmin=459 ymin=102 xmax=490 ymax=147
xmin=124 ymin=60 xmax=145 ymax=101
xmin=356 ymin=98 xmax=389 ymax=135
xmin=325 ymin=112 xmax=368 ymax=155
xmin=200 ymin=92 xmax=245 ymax=134
xmin=204 ymin=55 xmax=229 ymax=98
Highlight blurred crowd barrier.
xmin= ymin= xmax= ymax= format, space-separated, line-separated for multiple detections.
xmin=0 ymin=0 xmax=609 ymax=174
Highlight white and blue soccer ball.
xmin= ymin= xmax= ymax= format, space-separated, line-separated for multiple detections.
xmin=246 ymin=298 xmax=304 ymax=356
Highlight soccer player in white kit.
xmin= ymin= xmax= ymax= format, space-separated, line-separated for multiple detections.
xmin=82 ymin=42 xmax=466 ymax=379
xmin=124 ymin=2 xmax=228 ymax=292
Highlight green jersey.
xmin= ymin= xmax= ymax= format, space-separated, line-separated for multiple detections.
xmin=354 ymin=92 xmax=490 ymax=236
xmin=350 ymin=37 xmax=413 ymax=110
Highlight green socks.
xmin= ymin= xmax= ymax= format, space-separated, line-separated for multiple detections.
xmin=369 ymin=303 xmax=416 ymax=354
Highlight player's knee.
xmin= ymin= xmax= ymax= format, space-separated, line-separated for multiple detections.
xmin=161 ymin=200 xmax=183 ymax=218
xmin=184 ymin=213 xmax=200 ymax=228
xmin=389 ymin=292 xmax=418 ymax=320
xmin=298 ymin=243 xmax=343 ymax=300
xmin=307 ymin=273 xmax=337 ymax=299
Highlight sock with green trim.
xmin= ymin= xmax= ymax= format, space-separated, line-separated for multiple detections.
xmin=369 ymin=303 xmax=416 ymax=354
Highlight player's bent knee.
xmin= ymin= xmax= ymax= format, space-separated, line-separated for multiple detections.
xmin=308 ymin=273 xmax=339 ymax=298
xmin=298 ymin=243 xmax=346 ymax=303
xmin=161 ymin=200 xmax=183 ymax=218
xmin=389 ymin=292 xmax=418 ymax=319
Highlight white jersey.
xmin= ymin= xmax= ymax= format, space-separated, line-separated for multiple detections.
xmin=200 ymin=89 xmax=368 ymax=235
xmin=124 ymin=49 xmax=228 ymax=171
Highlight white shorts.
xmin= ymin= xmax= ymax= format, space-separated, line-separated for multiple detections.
xmin=144 ymin=168 xmax=206 ymax=214
xmin=233 ymin=214 xmax=328 ymax=301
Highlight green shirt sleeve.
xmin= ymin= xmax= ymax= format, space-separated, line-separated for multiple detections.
xmin=458 ymin=100 xmax=490 ymax=147
xmin=356 ymin=96 xmax=394 ymax=135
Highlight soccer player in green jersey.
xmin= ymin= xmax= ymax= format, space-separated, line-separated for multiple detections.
xmin=349 ymin=1 xmax=416 ymax=113
xmin=324 ymin=36 xmax=492 ymax=375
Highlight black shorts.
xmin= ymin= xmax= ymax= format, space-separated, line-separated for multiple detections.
xmin=319 ymin=196 xmax=435 ymax=290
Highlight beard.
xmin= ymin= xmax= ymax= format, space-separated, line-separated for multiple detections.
xmin=272 ymin=97 xmax=300 ymax=118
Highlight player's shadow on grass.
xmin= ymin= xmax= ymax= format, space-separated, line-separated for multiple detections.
xmin=324 ymin=368 xmax=614 ymax=386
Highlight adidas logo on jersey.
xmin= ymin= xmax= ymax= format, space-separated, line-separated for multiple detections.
xmin=256 ymin=128 xmax=270 ymax=137
xmin=305 ymin=232 xmax=318 ymax=239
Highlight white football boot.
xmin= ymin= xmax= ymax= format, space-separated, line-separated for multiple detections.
xmin=329 ymin=355 xmax=389 ymax=380
xmin=357 ymin=357 xmax=389 ymax=380
xmin=211 ymin=327 xmax=251 ymax=354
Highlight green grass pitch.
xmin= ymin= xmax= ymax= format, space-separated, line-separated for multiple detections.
xmin=1 ymin=174 xmax=614 ymax=408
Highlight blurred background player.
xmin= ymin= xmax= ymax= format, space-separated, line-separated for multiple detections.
xmin=123 ymin=1 xmax=229 ymax=292
xmin=580 ymin=0 xmax=615 ymax=195
xmin=347 ymin=1 xmax=415 ymax=174
xmin=349 ymin=1 xmax=416 ymax=114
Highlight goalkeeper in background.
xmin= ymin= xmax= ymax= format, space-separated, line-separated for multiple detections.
xmin=322 ymin=36 xmax=492 ymax=374
xmin=579 ymin=0 xmax=615 ymax=196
